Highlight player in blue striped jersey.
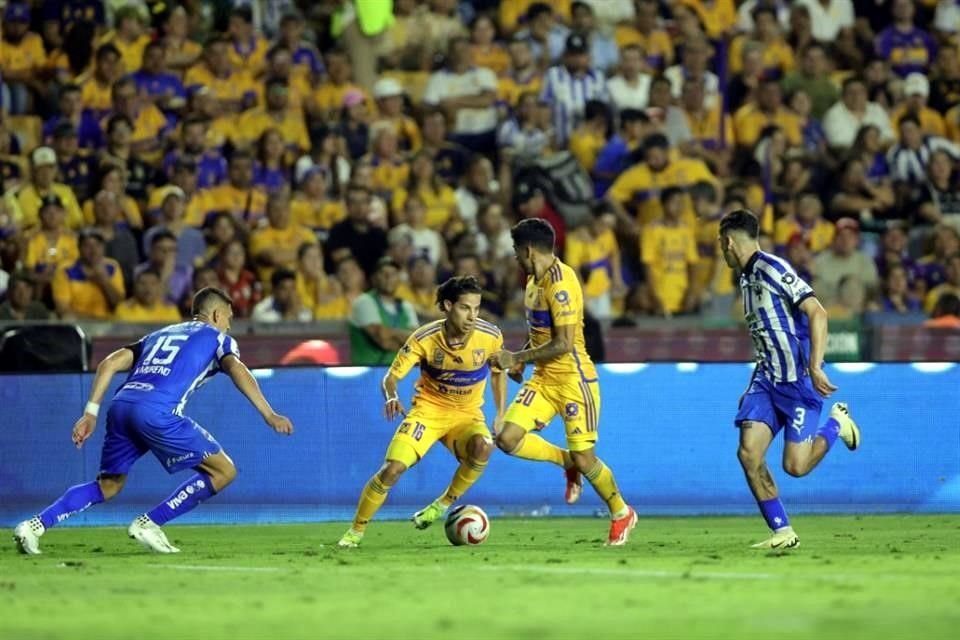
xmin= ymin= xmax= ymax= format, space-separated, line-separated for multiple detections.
xmin=13 ymin=288 xmax=293 ymax=555
xmin=719 ymin=210 xmax=862 ymax=550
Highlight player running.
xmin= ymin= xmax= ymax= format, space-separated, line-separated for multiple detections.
xmin=488 ymin=219 xmax=637 ymax=546
xmin=338 ymin=276 xmax=507 ymax=548
xmin=13 ymin=287 xmax=293 ymax=555
xmin=718 ymin=210 xmax=861 ymax=549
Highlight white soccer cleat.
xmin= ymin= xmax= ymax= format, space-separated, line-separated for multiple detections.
xmin=128 ymin=514 xmax=180 ymax=553
xmin=13 ymin=517 xmax=45 ymax=555
xmin=337 ymin=528 xmax=363 ymax=548
xmin=830 ymin=402 xmax=861 ymax=451
xmin=750 ymin=527 xmax=800 ymax=550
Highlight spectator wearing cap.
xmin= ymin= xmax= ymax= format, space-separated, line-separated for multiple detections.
xmin=813 ymin=217 xmax=880 ymax=305
xmin=249 ymin=191 xmax=318 ymax=283
xmin=823 ymin=76 xmax=895 ymax=150
xmin=136 ymin=230 xmax=192 ymax=307
xmin=81 ymin=43 xmax=122 ymax=116
xmin=733 ymin=78 xmax=802 ymax=150
xmin=340 ymin=87 xmax=373 ymax=160
xmin=258 ymin=44 xmax=312 ymax=113
xmin=891 ymin=73 xmax=947 ymax=139
xmin=511 ymin=2 xmax=569 ymax=66
xmin=52 ymin=229 xmax=125 ymax=319
xmin=774 ymin=192 xmax=835 ymax=254
xmin=782 ymin=44 xmax=840 ymax=121
xmin=373 ymin=77 xmax=421 ymax=152
xmin=664 ymin=36 xmax=720 ymax=111
xmin=143 ymin=187 xmax=206 ymax=271
xmin=924 ymin=254 xmax=960 ymax=315
xmin=326 ymin=183 xmax=388 ymax=277
xmin=160 ymin=5 xmax=202 ymax=73
xmin=291 ymin=166 xmax=347 ymax=238
xmin=0 ymin=271 xmax=50 ymax=320
xmin=227 ymin=6 xmax=270 ymax=77
xmin=607 ymin=45 xmax=653 ymax=114
xmin=23 ymin=194 xmax=79 ymax=281
xmin=498 ymin=36 xmax=543 ymax=109
xmin=90 ymin=190 xmax=139 ymax=288
xmin=875 ymin=0 xmax=937 ymax=78
xmin=277 ymin=10 xmax=323 ymax=83
xmin=423 ymin=36 xmax=499 ymax=156
xmin=295 ymin=242 xmax=347 ymax=320
xmin=392 ymin=150 xmax=460 ymax=234
xmin=201 ymin=150 xmax=268 ymax=229
xmin=52 ymin=121 xmax=95 ymax=203
xmin=930 ymin=43 xmax=960 ymax=115
xmin=470 ymin=14 xmax=510 ymax=76
xmin=310 ymin=48 xmax=373 ymax=122
xmin=252 ymin=268 xmax=313 ymax=323
xmin=569 ymin=1 xmax=618 ymax=73
xmin=100 ymin=5 xmax=151 ymax=74
xmin=614 ymin=0 xmax=674 ymax=71
xmin=642 ymin=186 xmax=700 ymax=316
xmin=236 ymin=77 xmax=310 ymax=152
xmin=349 ymin=256 xmax=418 ymax=365
xmin=539 ymin=33 xmax=609 ymax=148
xmin=565 ymin=205 xmax=624 ymax=320
xmin=887 ymin=114 xmax=960 ymax=187
xmin=5 ymin=146 xmax=84 ymax=230
xmin=131 ymin=40 xmax=187 ymax=115
xmin=0 ymin=2 xmax=47 ymax=115
xmin=514 ymin=181 xmax=567 ymax=250
xmin=113 ymin=268 xmax=182 ymax=323
xmin=184 ymin=35 xmax=258 ymax=116
xmin=419 ymin=109 xmax=469 ymax=186
xmin=163 ymin=117 xmax=228 ymax=191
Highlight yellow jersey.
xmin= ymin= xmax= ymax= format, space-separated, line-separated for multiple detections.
xmin=733 ymin=104 xmax=802 ymax=148
xmin=890 ymin=105 xmax=946 ymax=138
xmin=564 ymin=228 xmax=618 ymax=299
xmin=113 ymin=299 xmax=182 ymax=323
xmin=499 ymin=0 xmax=571 ymax=31
xmin=228 ymin=37 xmax=270 ymax=77
xmin=569 ymin=128 xmax=606 ymax=173
xmin=52 ymin=258 xmax=126 ymax=319
xmin=522 ymin=259 xmax=597 ymax=382
xmin=8 ymin=183 xmax=85 ymax=230
xmin=254 ymin=74 xmax=312 ymax=113
xmin=641 ymin=221 xmax=698 ymax=314
xmin=0 ymin=32 xmax=47 ymax=73
xmin=79 ymin=75 xmax=113 ymax=114
xmin=497 ymin=71 xmax=542 ymax=107
xmin=685 ymin=106 xmax=734 ymax=151
xmin=471 ymin=45 xmax=510 ymax=75
xmin=774 ymin=216 xmax=835 ymax=254
xmin=728 ymin=36 xmax=795 ymax=77
xmin=234 ymin=108 xmax=310 ymax=151
xmin=83 ymin=194 xmax=143 ymax=228
xmin=24 ymin=232 xmax=79 ymax=274
xmin=694 ymin=212 xmax=735 ymax=296
xmin=678 ymin=0 xmax=736 ymax=39
xmin=369 ymin=156 xmax=410 ymax=192
xmin=608 ymin=157 xmax=717 ymax=226
xmin=184 ymin=65 xmax=258 ymax=110
xmin=311 ymin=82 xmax=374 ymax=115
xmin=391 ymin=185 xmax=457 ymax=231
xmin=613 ymin=27 xmax=675 ymax=69
xmin=290 ymin=197 xmax=346 ymax=233
xmin=198 ymin=183 xmax=268 ymax=226
xmin=396 ymin=282 xmax=439 ymax=316
xmin=390 ymin=318 xmax=504 ymax=414
xmin=249 ymin=224 xmax=317 ymax=281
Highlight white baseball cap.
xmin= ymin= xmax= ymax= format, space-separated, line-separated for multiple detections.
xmin=31 ymin=146 xmax=57 ymax=166
xmin=373 ymin=77 xmax=404 ymax=99
xmin=903 ymin=73 xmax=929 ymax=98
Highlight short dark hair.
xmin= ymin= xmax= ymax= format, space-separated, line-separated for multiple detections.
xmin=933 ymin=293 xmax=960 ymax=318
xmin=660 ymin=186 xmax=685 ymax=204
xmin=898 ymin=113 xmax=921 ymax=129
xmin=689 ymin=180 xmax=718 ymax=203
xmin=527 ymin=2 xmax=552 ymax=21
xmin=719 ymin=209 xmax=760 ymax=238
xmin=436 ymin=275 xmax=484 ymax=310
xmin=95 ymin=43 xmax=121 ymax=61
xmin=136 ymin=268 xmax=163 ymax=282
xmin=271 ymin=268 xmax=296 ymax=289
xmin=106 ymin=113 xmax=133 ymax=134
xmin=150 ymin=230 xmax=178 ymax=247
xmin=511 ymin=218 xmax=555 ymax=252
xmin=191 ymin=287 xmax=232 ymax=316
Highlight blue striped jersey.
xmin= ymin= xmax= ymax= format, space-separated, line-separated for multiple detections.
xmin=539 ymin=65 xmax=609 ymax=146
xmin=113 ymin=321 xmax=240 ymax=415
xmin=739 ymin=251 xmax=816 ymax=383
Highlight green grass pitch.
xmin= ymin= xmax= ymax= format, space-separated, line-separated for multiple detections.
xmin=2 ymin=515 xmax=959 ymax=640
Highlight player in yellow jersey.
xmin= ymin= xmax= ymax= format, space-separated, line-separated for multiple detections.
xmin=338 ymin=276 xmax=507 ymax=548
xmin=489 ymin=219 xmax=637 ymax=546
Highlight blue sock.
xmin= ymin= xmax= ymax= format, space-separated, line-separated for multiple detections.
xmin=39 ymin=481 xmax=105 ymax=529
xmin=147 ymin=473 xmax=217 ymax=526
xmin=757 ymin=497 xmax=790 ymax=531
xmin=816 ymin=417 xmax=841 ymax=450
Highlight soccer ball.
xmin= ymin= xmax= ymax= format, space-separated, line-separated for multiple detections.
xmin=444 ymin=505 xmax=490 ymax=546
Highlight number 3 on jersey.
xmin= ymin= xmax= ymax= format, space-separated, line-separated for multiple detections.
xmin=143 ymin=335 xmax=188 ymax=366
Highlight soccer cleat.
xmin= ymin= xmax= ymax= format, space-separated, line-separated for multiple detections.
xmin=412 ymin=500 xmax=448 ymax=530
xmin=830 ymin=402 xmax=861 ymax=451
xmin=564 ymin=466 xmax=582 ymax=504
xmin=13 ymin=517 xmax=45 ymax=555
xmin=750 ymin=527 xmax=800 ymax=550
xmin=337 ymin=528 xmax=364 ymax=548
xmin=128 ymin=514 xmax=180 ymax=553
xmin=605 ymin=506 xmax=638 ymax=546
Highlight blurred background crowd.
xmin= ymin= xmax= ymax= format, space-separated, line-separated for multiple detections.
xmin=1 ymin=0 xmax=959 ymax=334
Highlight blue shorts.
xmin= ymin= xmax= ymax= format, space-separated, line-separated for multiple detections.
xmin=99 ymin=401 xmax=223 ymax=476
xmin=734 ymin=374 xmax=824 ymax=444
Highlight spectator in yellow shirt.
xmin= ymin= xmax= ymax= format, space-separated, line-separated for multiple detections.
xmin=774 ymin=192 xmax=835 ymax=254
xmin=82 ymin=161 xmax=143 ymax=229
xmin=236 ymin=77 xmax=310 ymax=152
xmin=733 ymin=78 xmax=802 ymax=148
xmin=161 ymin=5 xmax=202 ymax=73
xmin=227 ymin=6 xmax=270 ymax=78
xmin=677 ymin=0 xmax=736 ymax=40
xmin=470 ymin=14 xmax=510 ymax=75
xmin=201 ymin=151 xmax=268 ymax=229
xmin=100 ymin=5 xmax=151 ymax=74
xmin=690 ymin=181 xmax=736 ymax=310
xmin=569 ymin=99 xmax=611 ymax=175
xmin=565 ymin=208 xmax=625 ymax=320
xmin=498 ymin=37 xmax=543 ymax=109
xmin=396 ymin=255 xmax=442 ymax=321
xmin=108 ymin=77 xmax=171 ymax=162
xmin=1 ymin=2 xmax=47 ymax=114
xmin=6 ymin=146 xmax=84 ymax=230
xmin=113 ymin=268 xmax=182 ymax=323
xmin=184 ymin=35 xmax=258 ymax=116
xmin=290 ymin=167 xmax=346 ymax=237
xmin=373 ymin=78 xmax=422 ymax=152
xmin=311 ymin=48 xmax=374 ymax=121
xmin=891 ymin=73 xmax=947 ymax=138
xmin=296 ymin=242 xmax=348 ymax=320
xmin=80 ymin=43 xmax=122 ymax=117
xmin=727 ymin=5 xmax=795 ymax=79
xmin=249 ymin=192 xmax=318 ymax=283
xmin=367 ymin=124 xmax=411 ymax=193
xmin=641 ymin=186 xmax=700 ymax=316
xmin=23 ymin=195 xmax=79 ymax=282
xmin=257 ymin=44 xmax=312 ymax=113
xmin=52 ymin=229 xmax=126 ymax=319
xmin=615 ymin=0 xmax=674 ymax=71
xmin=390 ymin=151 xmax=459 ymax=232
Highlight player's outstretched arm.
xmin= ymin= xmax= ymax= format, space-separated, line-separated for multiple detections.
xmin=220 ymin=355 xmax=293 ymax=435
xmin=799 ymin=296 xmax=838 ymax=397
xmin=490 ymin=368 xmax=507 ymax=436
xmin=72 ymin=347 xmax=136 ymax=448
xmin=490 ymin=324 xmax=575 ymax=369
xmin=381 ymin=372 xmax=407 ymax=420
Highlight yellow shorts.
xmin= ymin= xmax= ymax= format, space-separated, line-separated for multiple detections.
xmin=503 ymin=375 xmax=600 ymax=451
xmin=384 ymin=407 xmax=492 ymax=468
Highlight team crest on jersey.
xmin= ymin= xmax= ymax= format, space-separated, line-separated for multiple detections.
xmin=554 ymin=290 xmax=570 ymax=305
xmin=781 ymin=272 xmax=796 ymax=286
xmin=565 ymin=402 xmax=579 ymax=417
xmin=473 ymin=349 xmax=486 ymax=367
xmin=432 ymin=348 xmax=445 ymax=367
xmin=401 ymin=343 xmax=412 ymax=354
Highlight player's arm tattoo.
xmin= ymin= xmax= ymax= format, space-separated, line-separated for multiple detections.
xmin=514 ymin=325 xmax=574 ymax=364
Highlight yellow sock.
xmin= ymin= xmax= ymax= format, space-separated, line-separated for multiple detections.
xmin=584 ymin=459 xmax=627 ymax=517
xmin=440 ymin=458 xmax=488 ymax=506
xmin=510 ymin=434 xmax=567 ymax=467
xmin=351 ymin=475 xmax=391 ymax=532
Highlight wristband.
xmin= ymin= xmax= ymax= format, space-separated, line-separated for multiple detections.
xmin=385 ymin=396 xmax=398 ymax=404
xmin=84 ymin=401 xmax=100 ymax=417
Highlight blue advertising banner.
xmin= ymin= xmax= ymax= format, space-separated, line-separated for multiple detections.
xmin=0 ymin=363 xmax=957 ymax=526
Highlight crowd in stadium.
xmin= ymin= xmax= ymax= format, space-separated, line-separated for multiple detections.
xmin=1 ymin=0 xmax=959 ymax=328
